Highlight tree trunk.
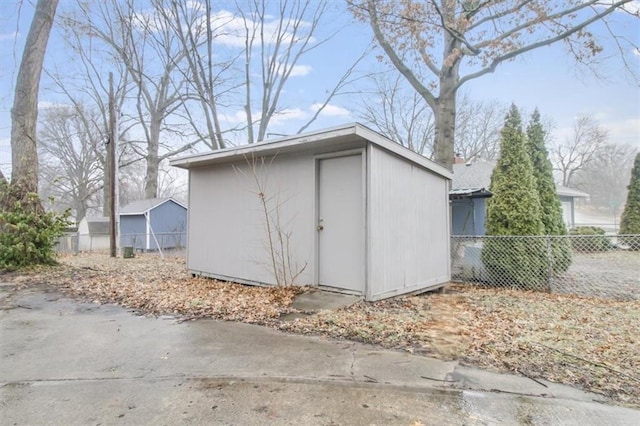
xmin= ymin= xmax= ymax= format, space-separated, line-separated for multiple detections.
xmin=9 ymin=0 xmax=59 ymax=210
xmin=144 ymin=114 xmax=161 ymax=199
xmin=433 ymin=7 xmax=460 ymax=171
xmin=433 ymin=86 xmax=457 ymax=170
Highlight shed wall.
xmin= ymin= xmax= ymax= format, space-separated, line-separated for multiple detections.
xmin=149 ymin=201 xmax=188 ymax=249
xmin=120 ymin=215 xmax=146 ymax=249
xmin=188 ymin=153 xmax=316 ymax=286
xmin=451 ymin=198 xmax=487 ymax=235
xmin=559 ymin=196 xmax=575 ymax=229
xmin=367 ymin=145 xmax=450 ymax=300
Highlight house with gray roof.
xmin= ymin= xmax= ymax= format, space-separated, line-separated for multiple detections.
xmin=120 ymin=197 xmax=187 ymax=251
xmin=451 ymin=159 xmax=589 ymax=235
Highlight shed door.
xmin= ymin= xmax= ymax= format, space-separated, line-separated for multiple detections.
xmin=317 ymin=154 xmax=364 ymax=293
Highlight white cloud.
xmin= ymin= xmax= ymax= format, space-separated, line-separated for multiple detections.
xmin=218 ymin=110 xmax=250 ymax=125
xmin=0 ymin=32 xmax=18 ymax=42
xmin=38 ymin=101 xmax=68 ymax=110
xmin=206 ymin=10 xmax=315 ymax=48
xmin=310 ymin=103 xmax=351 ymax=118
xmin=269 ymin=108 xmax=309 ymax=126
xmin=599 ymin=0 xmax=640 ymax=13
xmin=284 ymin=64 xmax=312 ymax=77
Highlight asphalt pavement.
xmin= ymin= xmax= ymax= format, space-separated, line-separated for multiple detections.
xmin=1 ymin=282 xmax=638 ymax=425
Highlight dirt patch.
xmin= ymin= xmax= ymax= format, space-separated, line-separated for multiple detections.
xmin=6 ymin=253 xmax=639 ymax=407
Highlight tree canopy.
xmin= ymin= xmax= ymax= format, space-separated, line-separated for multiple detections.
xmin=350 ymin=0 xmax=638 ymax=168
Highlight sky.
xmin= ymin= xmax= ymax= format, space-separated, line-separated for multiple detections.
xmin=1 ymin=0 xmax=639 ymax=181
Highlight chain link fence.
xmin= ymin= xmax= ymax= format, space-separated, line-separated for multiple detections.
xmin=451 ymin=234 xmax=640 ymax=300
xmin=55 ymin=232 xmax=187 ymax=258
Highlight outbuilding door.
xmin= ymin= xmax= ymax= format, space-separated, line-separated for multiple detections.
xmin=317 ymin=153 xmax=365 ymax=293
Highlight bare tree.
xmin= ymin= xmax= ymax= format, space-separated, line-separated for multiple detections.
xmin=551 ymin=115 xmax=608 ymax=187
xmin=4 ymin=0 xmax=59 ymax=210
xmin=359 ymin=73 xmax=435 ymax=155
xmin=159 ymin=0 xmax=234 ymax=150
xmin=349 ymin=0 xmax=639 ymax=169
xmin=38 ymin=105 xmax=105 ymax=222
xmin=454 ymin=94 xmax=504 ymax=161
xmin=163 ymin=0 xmax=365 ymax=147
xmin=66 ymin=0 xmax=198 ymax=199
xmin=573 ymin=143 xmax=637 ymax=213
xmin=49 ymin=12 xmax=133 ymax=216
xmin=360 ymin=73 xmax=504 ymax=160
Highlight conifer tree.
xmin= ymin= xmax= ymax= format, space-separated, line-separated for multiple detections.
xmin=486 ymin=105 xmax=544 ymax=236
xmin=620 ymin=153 xmax=640 ymax=249
xmin=526 ymin=109 xmax=572 ymax=271
xmin=482 ymin=104 xmax=547 ymax=289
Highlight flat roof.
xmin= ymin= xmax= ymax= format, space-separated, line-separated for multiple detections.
xmin=170 ymin=123 xmax=452 ymax=180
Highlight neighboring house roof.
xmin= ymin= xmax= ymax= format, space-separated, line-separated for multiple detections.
xmin=556 ymin=185 xmax=589 ymax=198
xmin=451 ymin=159 xmax=589 ymax=199
xmin=170 ymin=122 xmax=453 ymax=180
xmin=120 ymin=197 xmax=187 ymax=216
xmin=452 ymin=159 xmax=494 ymax=192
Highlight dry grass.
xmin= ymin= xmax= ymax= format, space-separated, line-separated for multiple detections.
xmin=6 ymin=253 xmax=639 ymax=407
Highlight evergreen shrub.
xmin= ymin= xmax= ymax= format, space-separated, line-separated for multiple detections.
xmin=569 ymin=226 xmax=611 ymax=252
xmin=482 ymin=105 xmax=548 ymax=290
xmin=0 ymin=185 xmax=69 ymax=271
xmin=619 ymin=153 xmax=640 ymax=250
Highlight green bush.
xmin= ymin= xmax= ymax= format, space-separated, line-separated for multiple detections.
xmin=569 ymin=226 xmax=611 ymax=252
xmin=482 ymin=237 xmax=549 ymax=290
xmin=549 ymin=237 xmax=572 ymax=273
xmin=483 ymin=105 xmax=549 ymax=290
xmin=620 ymin=153 xmax=640 ymax=250
xmin=0 ymin=191 xmax=69 ymax=271
xmin=527 ymin=110 xmax=572 ymax=273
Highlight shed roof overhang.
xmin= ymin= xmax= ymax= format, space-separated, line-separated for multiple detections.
xmin=170 ymin=123 xmax=452 ymax=180
xmin=556 ymin=185 xmax=590 ymax=199
xmin=449 ymin=187 xmax=493 ymax=200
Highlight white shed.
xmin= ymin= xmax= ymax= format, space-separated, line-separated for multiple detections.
xmin=77 ymin=216 xmax=110 ymax=252
xmin=171 ymin=123 xmax=452 ymax=301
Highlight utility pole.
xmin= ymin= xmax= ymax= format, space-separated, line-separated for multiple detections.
xmin=108 ymin=72 xmax=116 ymax=257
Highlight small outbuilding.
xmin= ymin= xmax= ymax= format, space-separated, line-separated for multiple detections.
xmin=77 ymin=216 xmax=110 ymax=252
xmin=450 ymin=159 xmax=589 ymax=234
xmin=171 ymin=123 xmax=452 ymax=301
xmin=119 ymin=197 xmax=187 ymax=251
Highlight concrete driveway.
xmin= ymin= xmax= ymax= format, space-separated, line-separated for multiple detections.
xmin=1 ymin=283 xmax=638 ymax=425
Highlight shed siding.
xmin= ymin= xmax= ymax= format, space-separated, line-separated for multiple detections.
xmin=120 ymin=215 xmax=146 ymax=249
xmin=188 ymin=153 xmax=316 ymax=286
xmin=148 ymin=201 xmax=188 ymax=249
xmin=452 ymin=198 xmax=487 ymax=235
xmin=367 ymin=145 xmax=450 ymax=300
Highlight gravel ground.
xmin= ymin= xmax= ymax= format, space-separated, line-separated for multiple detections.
xmin=552 ymin=251 xmax=640 ymax=300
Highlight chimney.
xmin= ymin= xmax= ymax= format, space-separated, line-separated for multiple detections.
xmin=453 ymin=153 xmax=465 ymax=164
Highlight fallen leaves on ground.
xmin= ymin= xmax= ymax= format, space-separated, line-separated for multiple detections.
xmin=6 ymin=253 xmax=639 ymax=407
xmin=8 ymin=253 xmax=300 ymax=324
